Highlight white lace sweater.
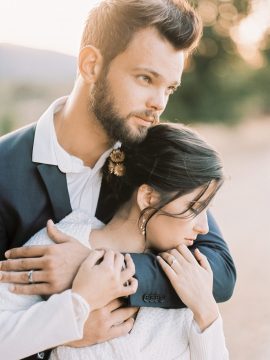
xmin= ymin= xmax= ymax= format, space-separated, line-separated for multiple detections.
xmin=0 ymin=211 xmax=229 ymax=360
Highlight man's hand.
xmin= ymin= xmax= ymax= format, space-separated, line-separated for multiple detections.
xmin=66 ymin=299 xmax=138 ymax=347
xmin=0 ymin=220 xmax=90 ymax=295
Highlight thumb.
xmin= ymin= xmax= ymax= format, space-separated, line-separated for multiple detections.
xmin=194 ymin=249 xmax=211 ymax=271
xmin=46 ymin=219 xmax=73 ymax=244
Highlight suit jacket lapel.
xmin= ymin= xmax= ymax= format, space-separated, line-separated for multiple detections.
xmin=37 ymin=164 xmax=72 ymax=222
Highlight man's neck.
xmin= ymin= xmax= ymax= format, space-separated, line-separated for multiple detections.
xmin=54 ymin=93 xmax=112 ymax=168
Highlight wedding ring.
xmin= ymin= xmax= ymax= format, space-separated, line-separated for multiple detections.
xmin=27 ymin=269 xmax=34 ymax=284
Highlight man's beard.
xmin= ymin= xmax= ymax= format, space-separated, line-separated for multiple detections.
xmin=89 ymin=74 xmax=153 ymax=146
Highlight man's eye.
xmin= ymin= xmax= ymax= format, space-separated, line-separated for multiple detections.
xmin=139 ymin=75 xmax=151 ymax=84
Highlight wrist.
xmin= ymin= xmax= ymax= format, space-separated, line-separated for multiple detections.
xmin=192 ymin=297 xmax=219 ymax=332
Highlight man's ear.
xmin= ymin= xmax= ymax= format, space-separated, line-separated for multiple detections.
xmin=137 ymin=184 xmax=159 ymax=211
xmin=78 ymin=45 xmax=103 ymax=84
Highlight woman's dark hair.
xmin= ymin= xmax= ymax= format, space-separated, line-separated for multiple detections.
xmin=103 ymin=123 xmax=224 ymax=227
xmin=81 ymin=0 xmax=202 ymax=68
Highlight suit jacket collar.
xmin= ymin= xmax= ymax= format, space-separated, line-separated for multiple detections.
xmin=37 ymin=164 xmax=72 ymax=222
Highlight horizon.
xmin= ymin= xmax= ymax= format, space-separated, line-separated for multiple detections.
xmin=0 ymin=0 xmax=99 ymax=56
xmin=0 ymin=0 xmax=269 ymax=65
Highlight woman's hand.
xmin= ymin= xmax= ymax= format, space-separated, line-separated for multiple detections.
xmin=157 ymin=245 xmax=219 ymax=331
xmin=72 ymin=249 xmax=138 ymax=311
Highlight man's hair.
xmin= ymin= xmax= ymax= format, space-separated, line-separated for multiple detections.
xmin=80 ymin=0 xmax=202 ymax=66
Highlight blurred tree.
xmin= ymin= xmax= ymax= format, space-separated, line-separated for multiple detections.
xmin=0 ymin=113 xmax=15 ymax=135
xmin=163 ymin=0 xmax=269 ymax=124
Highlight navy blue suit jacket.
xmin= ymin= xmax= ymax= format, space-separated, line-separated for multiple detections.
xmin=0 ymin=124 xmax=236 ymax=360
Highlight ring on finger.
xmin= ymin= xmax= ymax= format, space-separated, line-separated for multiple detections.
xmin=170 ymin=257 xmax=177 ymax=267
xmin=27 ymin=269 xmax=34 ymax=284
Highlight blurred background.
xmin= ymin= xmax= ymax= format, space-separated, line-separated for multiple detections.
xmin=0 ymin=0 xmax=269 ymax=358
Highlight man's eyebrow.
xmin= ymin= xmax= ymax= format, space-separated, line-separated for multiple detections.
xmin=133 ymin=67 xmax=181 ymax=87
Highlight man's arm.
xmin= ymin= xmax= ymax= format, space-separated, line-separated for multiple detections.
xmin=128 ymin=211 xmax=236 ymax=307
xmin=0 ymin=212 xmax=236 ymax=307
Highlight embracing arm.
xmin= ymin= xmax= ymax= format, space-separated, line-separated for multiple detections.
xmin=128 ymin=211 xmax=236 ymax=308
xmin=0 ymin=212 xmax=235 ymax=309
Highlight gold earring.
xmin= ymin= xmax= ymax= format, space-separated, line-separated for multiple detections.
xmin=140 ymin=218 xmax=146 ymax=236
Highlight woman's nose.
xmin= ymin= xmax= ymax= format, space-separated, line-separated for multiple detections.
xmin=193 ymin=212 xmax=209 ymax=235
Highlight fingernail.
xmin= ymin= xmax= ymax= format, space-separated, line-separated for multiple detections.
xmin=156 ymin=256 xmax=161 ymax=261
xmin=47 ymin=219 xmax=54 ymax=226
xmin=5 ymin=250 xmax=10 ymax=258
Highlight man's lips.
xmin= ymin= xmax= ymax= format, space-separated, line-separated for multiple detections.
xmin=134 ymin=115 xmax=154 ymax=126
xmin=132 ymin=113 xmax=159 ymax=125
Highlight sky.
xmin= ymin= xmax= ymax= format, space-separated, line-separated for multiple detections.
xmin=0 ymin=0 xmax=269 ymax=61
xmin=0 ymin=0 xmax=100 ymax=56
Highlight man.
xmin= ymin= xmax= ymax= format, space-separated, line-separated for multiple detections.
xmin=0 ymin=0 xmax=236 ymax=359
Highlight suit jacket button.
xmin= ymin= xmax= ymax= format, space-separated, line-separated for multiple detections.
xmin=143 ymin=294 xmax=150 ymax=302
xmin=37 ymin=352 xmax=45 ymax=359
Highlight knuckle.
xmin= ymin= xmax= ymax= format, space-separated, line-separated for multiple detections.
xmin=46 ymin=246 xmax=56 ymax=256
xmin=22 ymin=272 xmax=29 ymax=282
xmin=19 ymin=259 xmax=26 ymax=268
xmin=44 ymin=257 xmax=55 ymax=270
xmin=0 ymin=261 xmax=7 ymax=270
xmin=2 ymin=272 xmax=10 ymax=281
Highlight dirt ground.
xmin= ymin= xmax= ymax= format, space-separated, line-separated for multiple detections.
xmin=194 ymin=119 xmax=270 ymax=360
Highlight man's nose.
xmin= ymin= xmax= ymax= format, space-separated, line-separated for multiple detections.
xmin=146 ymin=90 xmax=167 ymax=113
xmin=193 ymin=212 xmax=209 ymax=235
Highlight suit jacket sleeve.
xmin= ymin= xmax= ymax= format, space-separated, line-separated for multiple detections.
xmin=128 ymin=211 xmax=236 ymax=308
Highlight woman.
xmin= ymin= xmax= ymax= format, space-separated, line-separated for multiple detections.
xmin=0 ymin=124 xmax=229 ymax=359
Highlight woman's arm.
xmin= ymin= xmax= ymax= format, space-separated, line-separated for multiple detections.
xmin=0 ymin=250 xmax=137 ymax=359
xmin=187 ymin=313 xmax=229 ymax=360
xmin=0 ymin=288 xmax=89 ymax=360
xmin=157 ymin=245 xmax=229 ymax=359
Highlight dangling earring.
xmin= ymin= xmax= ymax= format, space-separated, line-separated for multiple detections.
xmin=140 ymin=218 xmax=146 ymax=236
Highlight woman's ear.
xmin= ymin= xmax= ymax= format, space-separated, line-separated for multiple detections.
xmin=78 ymin=45 xmax=103 ymax=84
xmin=137 ymin=184 xmax=159 ymax=211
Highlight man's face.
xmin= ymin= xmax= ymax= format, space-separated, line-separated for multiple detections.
xmin=91 ymin=27 xmax=185 ymax=145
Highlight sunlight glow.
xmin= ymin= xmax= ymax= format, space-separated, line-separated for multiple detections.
xmin=231 ymin=0 xmax=270 ymax=67
xmin=0 ymin=0 xmax=100 ymax=55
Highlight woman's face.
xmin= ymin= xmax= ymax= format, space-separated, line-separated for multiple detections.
xmin=145 ymin=184 xmax=216 ymax=251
